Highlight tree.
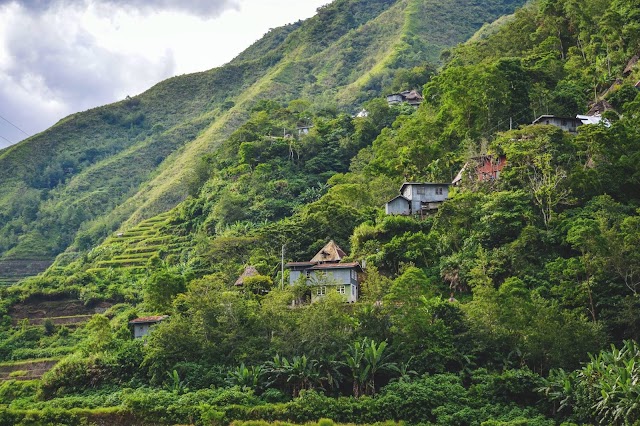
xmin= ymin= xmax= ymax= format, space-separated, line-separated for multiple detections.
xmin=143 ymin=269 xmax=187 ymax=312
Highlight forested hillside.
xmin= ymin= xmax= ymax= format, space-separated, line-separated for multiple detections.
xmin=0 ymin=0 xmax=523 ymax=275
xmin=0 ymin=0 xmax=639 ymax=424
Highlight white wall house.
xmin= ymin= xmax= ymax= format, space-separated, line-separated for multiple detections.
xmin=129 ymin=315 xmax=168 ymax=339
xmin=385 ymin=182 xmax=450 ymax=216
xmin=286 ymin=241 xmax=362 ymax=303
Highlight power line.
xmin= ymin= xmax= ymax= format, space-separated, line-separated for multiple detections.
xmin=0 ymin=133 xmax=14 ymax=145
xmin=0 ymin=114 xmax=29 ymax=137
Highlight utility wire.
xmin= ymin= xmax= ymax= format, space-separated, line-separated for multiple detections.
xmin=0 ymin=133 xmax=14 ymax=145
xmin=0 ymin=114 xmax=29 ymax=137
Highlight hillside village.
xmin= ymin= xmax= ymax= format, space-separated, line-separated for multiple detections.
xmin=0 ymin=0 xmax=638 ymax=424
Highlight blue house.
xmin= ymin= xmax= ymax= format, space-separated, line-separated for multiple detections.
xmin=286 ymin=241 xmax=362 ymax=303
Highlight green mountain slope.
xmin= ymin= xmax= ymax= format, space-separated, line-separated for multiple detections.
xmin=0 ymin=0 xmax=525 ymax=272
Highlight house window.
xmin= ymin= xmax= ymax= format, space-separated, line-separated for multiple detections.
xmin=416 ymin=187 xmax=426 ymax=195
xmin=352 ymin=285 xmax=355 ymax=295
xmin=351 ymin=270 xmax=357 ymax=280
xmin=316 ymin=286 xmax=326 ymax=296
xmin=337 ymin=285 xmax=346 ymax=294
xmin=435 ymin=187 xmax=443 ymax=195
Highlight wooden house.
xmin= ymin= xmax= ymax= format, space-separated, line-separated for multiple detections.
xmin=386 ymin=90 xmax=423 ymax=107
xmin=286 ymin=241 xmax=362 ymax=303
xmin=129 ymin=315 xmax=168 ymax=339
xmin=532 ymin=115 xmax=582 ymax=133
xmin=385 ymin=182 xmax=450 ymax=215
xmin=453 ymin=155 xmax=507 ymax=186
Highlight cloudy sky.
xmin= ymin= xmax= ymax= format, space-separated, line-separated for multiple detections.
xmin=0 ymin=0 xmax=329 ymax=147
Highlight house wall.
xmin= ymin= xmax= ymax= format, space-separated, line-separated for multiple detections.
xmin=387 ymin=94 xmax=404 ymax=104
xmin=133 ymin=324 xmax=152 ymax=339
xmin=476 ymin=156 xmax=506 ymax=181
xmin=403 ymin=185 xmax=449 ymax=210
xmin=311 ymin=283 xmax=358 ymax=303
xmin=290 ymin=268 xmax=360 ymax=303
xmin=385 ymin=198 xmax=411 ymax=215
xmin=539 ymin=117 xmax=581 ymax=133
xmin=289 ymin=270 xmax=302 ymax=285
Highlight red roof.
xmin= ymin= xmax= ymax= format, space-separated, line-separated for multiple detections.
xmin=129 ymin=315 xmax=168 ymax=324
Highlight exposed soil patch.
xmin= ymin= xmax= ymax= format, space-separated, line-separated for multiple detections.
xmin=9 ymin=299 xmax=113 ymax=325
xmin=0 ymin=359 xmax=58 ymax=381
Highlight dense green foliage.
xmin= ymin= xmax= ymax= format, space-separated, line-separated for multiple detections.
xmin=0 ymin=0 xmax=639 ymax=424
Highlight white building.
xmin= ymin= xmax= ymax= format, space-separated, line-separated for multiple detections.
xmin=129 ymin=315 xmax=168 ymax=339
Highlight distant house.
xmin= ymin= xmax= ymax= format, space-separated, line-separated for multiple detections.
xmin=635 ymin=80 xmax=640 ymax=89
xmin=355 ymin=109 xmax=369 ymax=118
xmin=235 ymin=266 xmax=259 ymax=287
xmin=386 ymin=90 xmax=423 ymax=107
xmin=532 ymin=115 xmax=582 ymax=133
xmin=286 ymin=241 xmax=362 ymax=303
xmin=297 ymin=125 xmax=313 ymax=136
xmin=385 ymin=182 xmax=450 ymax=215
xmin=623 ymin=55 xmax=639 ymax=75
xmin=453 ymin=155 xmax=507 ymax=186
xmin=129 ymin=315 xmax=168 ymax=339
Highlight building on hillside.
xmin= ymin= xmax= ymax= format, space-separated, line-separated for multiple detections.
xmin=129 ymin=315 xmax=168 ymax=339
xmin=297 ymin=124 xmax=313 ymax=136
xmin=532 ymin=115 xmax=582 ymax=133
xmin=386 ymin=90 xmax=423 ymax=107
xmin=635 ymin=80 xmax=640 ymax=89
xmin=235 ymin=266 xmax=259 ymax=287
xmin=623 ymin=55 xmax=638 ymax=75
xmin=385 ymin=182 xmax=450 ymax=216
xmin=452 ymin=155 xmax=507 ymax=186
xmin=286 ymin=240 xmax=362 ymax=303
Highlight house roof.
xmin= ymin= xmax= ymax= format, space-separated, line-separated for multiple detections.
xmin=235 ymin=265 xmax=259 ymax=286
xmin=402 ymin=90 xmax=423 ymax=101
xmin=532 ymin=115 xmax=581 ymax=124
xmin=308 ymin=262 xmax=363 ymax=272
xmin=586 ymin=100 xmax=613 ymax=116
xmin=310 ymin=240 xmax=347 ymax=263
xmin=635 ymin=80 xmax=640 ymax=88
xmin=400 ymin=182 xmax=450 ymax=193
xmin=452 ymin=163 xmax=468 ymax=185
xmin=624 ymin=55 xmax=639 ymax=75
xmin=285 ymin=261 xmax=315 ymax=268
xmin=129 ymin=315 xmax=169 ymax=325
xmin=386 ymin=195 xmax=410 ymax=204
xmin=577 ymin=115 xmax=606 ymax=126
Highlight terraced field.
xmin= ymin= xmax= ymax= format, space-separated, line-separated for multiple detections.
xmin=0 ymin=359 xmax=59 ymax=381
xmin=85 ymin=212 xmax=194 ymax=274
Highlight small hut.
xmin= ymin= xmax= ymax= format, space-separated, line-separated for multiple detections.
xmin=129 ymin=315 xmax=169 ymax=339
xmin=235 ymin=266 xmax=259 ymax=287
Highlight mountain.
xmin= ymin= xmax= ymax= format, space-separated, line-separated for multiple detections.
xmin=1 ymin=0 xmax=640 ymax=424
xmin=0 ymin=0 xmax=525 ymax=283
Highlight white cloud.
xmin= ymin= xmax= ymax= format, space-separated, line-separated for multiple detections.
xmin=0 ymin=0 xmax=329 ymax=146
xmin=0 ymin=0 xmax=241 ymax=18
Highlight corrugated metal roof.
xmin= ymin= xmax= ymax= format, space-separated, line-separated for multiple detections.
xmin=309 ymin=262 xmax=363 ymax=272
